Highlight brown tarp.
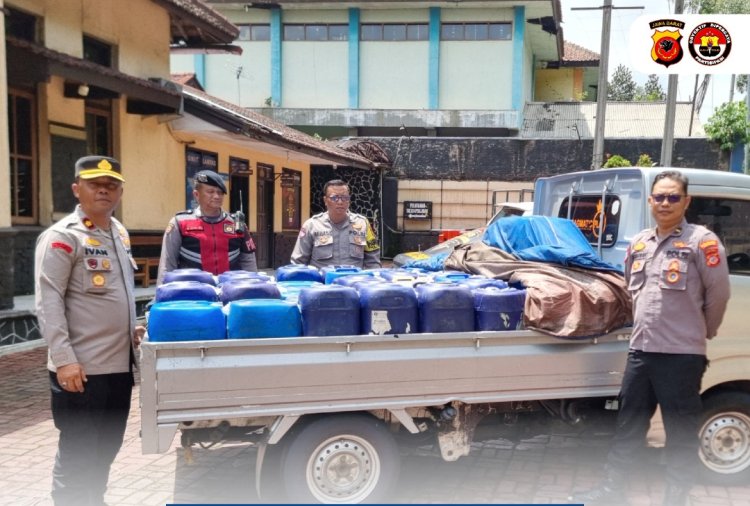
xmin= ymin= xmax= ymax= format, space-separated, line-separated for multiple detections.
xmin=445 ymin=241 xmax=633 ymax=338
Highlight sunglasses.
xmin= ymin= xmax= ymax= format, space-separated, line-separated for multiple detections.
xmin=651 ymin=193 xmax=685 ymax=204
xmin=327 ymin=195 xmax=351 ymax=203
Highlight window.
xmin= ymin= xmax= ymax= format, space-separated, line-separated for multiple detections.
xmin=441 ymin=22 xmax=512 ymax=41
xmin=383 ymin=24 xmax=406 ymax=41
xmin=407 ymin=24 xmax=429 ymax=41
xmin=283 ymin=24 xmax=348 ymax=41
xmin=687 ymin=197 xmax=750 ymax=275
xmin=238 ymin=24 xmax=271 ymax=41
xmin=329 ymin=25 xmax=349 ymax=41
xmin=558 ymin=195 xmax=621 ymax=248
xmin=185 ymin=149 xmax=220 ymax=209
xmin=8 ymin=89 xmax=37 ymax=223
xmin=85 ymin=100 xmax=112 ymax=156
xmin=306 ymin=24 xmax=327 ymax=41
xmin=281 ymin=169 xmax=302 ymax=230
xmin=361 ymin=23 xmax=428 ymax=41
xmin=83 ymin=35 xmax=113 ymax=67
xmin=5 ymin=7 xmax=39 ymax=42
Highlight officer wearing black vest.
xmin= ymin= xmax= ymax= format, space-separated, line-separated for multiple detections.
xmin=157 ymin=170 xmax=257 ymax=284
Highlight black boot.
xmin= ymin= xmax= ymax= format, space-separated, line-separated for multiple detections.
xmin=662 ymin=483 xmax=690 ymax=506
xmin=568 ymin=479 xmax=628 ymax=505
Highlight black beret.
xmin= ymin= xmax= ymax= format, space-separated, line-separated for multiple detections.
xmin=194 ymin=170 xmax=227 ymax=193
xmin=75 ymin=156 xmax=124 ymax=182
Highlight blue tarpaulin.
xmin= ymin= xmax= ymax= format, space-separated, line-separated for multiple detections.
xmin=482 ymin=216 xmax=621 ymax=272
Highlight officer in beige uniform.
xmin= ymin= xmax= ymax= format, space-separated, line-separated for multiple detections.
xmin=291 ymin=179 xmax=381 ymax=269
xmin=35 ymin=156 xmax=144 ymax=506
xmin=571 ymin=170 xmax=730 ymax=506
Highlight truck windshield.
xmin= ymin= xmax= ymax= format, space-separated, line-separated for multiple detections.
xmin=558 ymin=195 xmax=621 ymax=248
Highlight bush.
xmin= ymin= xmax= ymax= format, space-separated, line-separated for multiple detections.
xmin=705 ymin=101 xmax=750 ymax=151
xmin=603 ymin=155 xmax=632 ymax=168
xmin=635 ymin=153 xmax=655 ymax=167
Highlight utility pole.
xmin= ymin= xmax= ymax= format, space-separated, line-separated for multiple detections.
xmin=660 ymin=0 xmax=684 ymax=167
xmin=573 ymin=1 xmax=642 ymax=169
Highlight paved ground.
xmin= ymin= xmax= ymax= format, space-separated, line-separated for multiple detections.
xmin=2 ymin=345 xmax=749 ymax=506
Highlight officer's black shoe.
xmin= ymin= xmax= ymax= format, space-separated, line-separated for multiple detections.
xmin=662 ymin=484 xmax=690 ymax=506
xmin=568 ymin=481 xmax=628 ymax=505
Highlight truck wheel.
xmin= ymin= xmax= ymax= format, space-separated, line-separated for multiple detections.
xmin=281 ymin=414 xmax=400 ymax=503
xmin=699 ymin=392 xmax=750 ymax=485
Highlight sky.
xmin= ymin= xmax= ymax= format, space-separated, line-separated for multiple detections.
xmin=559 ymin=0 xmax=746 ymax=124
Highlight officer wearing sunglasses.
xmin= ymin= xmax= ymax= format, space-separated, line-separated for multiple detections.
xmin=572 ymin=170 xmax=730 ymax=506
xmin=290 ymin=179 xmax=381 ymax=269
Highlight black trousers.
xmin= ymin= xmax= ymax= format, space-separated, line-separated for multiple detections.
xmin=50 ymin=371 xmax=133 ymax=506
xmin=608 ymin=350 xmax=707 ymax=486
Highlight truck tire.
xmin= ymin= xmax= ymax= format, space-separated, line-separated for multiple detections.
xmin=280 ymin=414 xmax=400 ymax=503
xmin=698 ymin=391 xmax=750 ymax=485
xmin=257 ymin=440 xmax=290 ymax=503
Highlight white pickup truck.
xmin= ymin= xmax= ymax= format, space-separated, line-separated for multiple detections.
xmin=139 ymin=167 xmax=750 ymax=503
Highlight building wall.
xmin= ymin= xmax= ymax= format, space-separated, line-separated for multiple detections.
xmin=398 ymin=179 xmax=534 ymax=231
xmin=3 ymin=0 xmax=323 ymax=295
xmin=439 ymin=7 xmax=514 ymax=110
xmin=184 ymin=4 xmax=527 ymax=113
xmin=535 ymin=68 xmax=578 ymax=102
xmin=374 ymin=136 xmax=726 ymax=233
xmin=0 ymin=0 xmax=10 ymax=229
xmin=153 ymin=129 xmax=312 ymax=233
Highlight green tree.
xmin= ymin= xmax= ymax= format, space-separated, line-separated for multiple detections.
xmin=607 ymin=65 xmax=637 ymax=101
xmin=704 ymin=101 xmax=750 ymax=151
xmin=685 ymin=0 xmax=750 ymax=14
xmin=636 ymin=74 xmax=666 ymax=101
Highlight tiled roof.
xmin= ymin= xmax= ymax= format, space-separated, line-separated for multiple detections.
xmin=521 ymin=101 xmax=705 ymax=138
xmin=179 ymin=84 xmax=379 ymax=169
xmin=8 ymin=37 xmax=181 ymax=99
xmin=154 ymin=0 xmax=239 ymax=43
xmin=171 ymin=72 xmax=204 ymax=90
xmin=563 ymin=41 xmax=599 ymax=65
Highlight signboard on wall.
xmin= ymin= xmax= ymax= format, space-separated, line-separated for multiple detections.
xmin=404 ymin=201 xmax=432 ymax=220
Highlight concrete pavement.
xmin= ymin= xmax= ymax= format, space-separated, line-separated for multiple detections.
xmin=2 ymin=345 xmax=749 ymax=506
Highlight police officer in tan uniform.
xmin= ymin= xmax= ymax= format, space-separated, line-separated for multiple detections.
xmin=571 ymin=170 xmax=730 ymax=506
xmin=35 ymin=156 xmax=144 ymax=506
xmin=291 ymin=179 xmax=381 ymax=269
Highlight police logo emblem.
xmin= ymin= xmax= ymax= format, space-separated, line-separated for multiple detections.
xmin=688 ymin=22 xmax=732 ymax=66
xmin=102 ymin=259 xmax=111 ymax=270
xmin=224 ymin=223 xmax=235 ymax=234
xmin=634 ymin=242 xmax=646 ymax=252
xmin=92 ymin=274 xmax=106 ymax=287
xmin=649 ymin=20 xmax=685 ymax=68
xmin=87 ymin=258 xmax=98 ymax=269
xmin=666 ymin=271 xmax=681 ymax=284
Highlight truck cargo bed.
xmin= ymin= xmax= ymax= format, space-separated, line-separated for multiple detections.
xmin=140 ymin=329 xmax=631 ymax=454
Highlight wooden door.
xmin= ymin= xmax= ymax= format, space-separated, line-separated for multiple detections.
xmin=255 ymin=164 xmax=275 ymax=269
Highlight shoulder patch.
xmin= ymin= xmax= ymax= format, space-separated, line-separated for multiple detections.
xmin=51 ymin=241 xmax=73 ymax=254
xmin=699 ymin=239 xmax=718 ymax=250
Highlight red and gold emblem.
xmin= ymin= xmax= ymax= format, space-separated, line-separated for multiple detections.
xmin=649 ymin=20 xmax=685 ymax=68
